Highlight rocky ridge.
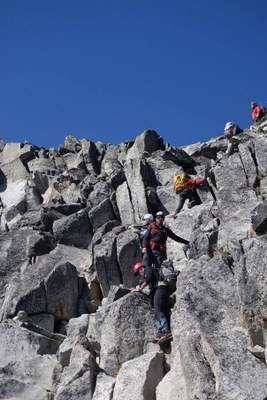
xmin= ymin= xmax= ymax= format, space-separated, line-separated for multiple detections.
xmin=0 ymin=127 xmax=267 ymax=399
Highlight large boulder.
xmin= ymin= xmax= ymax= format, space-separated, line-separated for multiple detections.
xmin=53 ymin=209 xmax=93 ymax=248
xmin=92 ymin=293 xmax=157 ymax=376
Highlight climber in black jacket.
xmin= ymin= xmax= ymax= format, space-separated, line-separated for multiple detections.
xmin=142 ymin=211 xmax=193 ymax=284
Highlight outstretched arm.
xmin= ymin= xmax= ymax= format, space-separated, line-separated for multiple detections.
xmin=166 ymin=227 xmax=190 ymax=244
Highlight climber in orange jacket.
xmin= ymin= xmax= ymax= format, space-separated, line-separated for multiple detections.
xmin=172 ymin=175 xmax=206 ymax=219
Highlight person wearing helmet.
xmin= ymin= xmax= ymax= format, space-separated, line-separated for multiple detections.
xmin=131 ymin=258 xmax=174 ymax=344
xmin=133 ymin=262 xmax=145 ymax=279
xmin=142 ymin=210 xmax=193 ymax=286
xmin=132 ymin=262 xmax=147 ymax=293
xmin=251 ymin=101 xmax=265 ymax=124
xmin=128 ymin=213 xmax=154 ymax=239
xmin=141 ymin=211 xmax=193 ymax=343
xmin=223 ymin=122 xmax=243 ymax=157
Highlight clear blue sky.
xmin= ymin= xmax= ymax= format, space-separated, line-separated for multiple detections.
xmin=0 ymin=0 xmax=267 ymax=149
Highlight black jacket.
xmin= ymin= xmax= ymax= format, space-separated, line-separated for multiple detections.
xmin=142 ymin=223 xmax=189 ymax=249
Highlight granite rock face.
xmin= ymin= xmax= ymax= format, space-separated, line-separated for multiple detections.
xmin=1 ymin=129 xmax=267 ymax=399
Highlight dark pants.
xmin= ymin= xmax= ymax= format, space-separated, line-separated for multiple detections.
xmin=145 ymin=250 xmax=165 ymax=306
xmin=175 ymin=189 xmax=201 ymax=214
xmin=145 ymin=251 xmax=172 ymax=334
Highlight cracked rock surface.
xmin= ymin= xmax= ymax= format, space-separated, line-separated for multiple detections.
xmin=1 ymin=129 xmax=267 ymax=399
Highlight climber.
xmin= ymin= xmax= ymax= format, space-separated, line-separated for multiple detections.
xmin=141 ymin=211 xmax=193 ymax=342
xmin=128 ymin=213 xmax=154 ymax=265
xmin=128 ymin=213 xmax=154 ymax=239
xmin=172 ymin=174 xmax=206 ymax=219
xmin=132 ymin=258 xmax=179 ymax=345
xmin=251 ymin=102 xmax=266 ymax=124
xmin=223 ymin=122 xmax=243 ymax=156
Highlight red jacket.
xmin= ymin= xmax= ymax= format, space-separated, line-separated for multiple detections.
xmin=184 ymin=178 xmax=205 ymax=192
xmin=252 ymin=106 xmax=262 ymax=122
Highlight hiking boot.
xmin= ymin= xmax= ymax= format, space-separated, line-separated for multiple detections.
xmin=158 ymin=331 xmax=173 ymax=345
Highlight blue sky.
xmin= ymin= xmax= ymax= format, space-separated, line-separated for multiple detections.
xmin=0 ymin=0 xmax=267 ymax=149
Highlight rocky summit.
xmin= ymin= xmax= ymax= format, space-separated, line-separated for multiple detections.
xmin=0 ymin=127 xmax=267 ymax=400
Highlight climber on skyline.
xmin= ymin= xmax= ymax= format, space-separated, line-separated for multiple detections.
xmin=172 ymin=173 xmax=206 ymax=219
xmin=223 ymin=122 xmax=243 ymax=157
xmin=251 ymin=101 xmax=266 ymax=124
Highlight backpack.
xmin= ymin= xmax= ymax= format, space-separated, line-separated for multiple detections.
xmin=159 ymin=260 xmax=179 ymax=293
xmin=173 ymin=173 xmax=187 ymax=194
xmin=260 ymin=106 xmax=267 ymax=118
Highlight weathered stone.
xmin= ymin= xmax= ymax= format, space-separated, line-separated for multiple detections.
xmin=93 ymin=226 xmax=123 ymax=297
xmin=94 ymin=293 xmax=156 ymax=376
xmin=53 ymin=344 xmax=96 ymax=400
xmin=45 ymin=262 xmax=79 ymax=320
xmin=112 ymin=351 xmax=165 ymax=400
xmin=81 ymin=139 xmax=101 ymax=175
xmin=53 ymin=209 xmax=93 ymax=248
xmin=88 ymin=198 xmax=116 ymax=230
xmin=92 ymin=372 xmax=116 ymax=400
xmin=126 ymin=130 xmax=163 ymax=160
xmin=251 ymin=202 xmax=267 ymax=234
xmin=116 ymin=229 xmax=142 ymax=287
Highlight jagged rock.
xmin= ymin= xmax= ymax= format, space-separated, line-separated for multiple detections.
xmin=237 ymin=236 xmax=267 ymax=347
xmin=93 ymin=226 xmax=124 ymax=296
xmin=0 ymin=138 xmax=4 ymax=151
xmin=0 ymin=254 xmax=85 ymax=321
xmin=87 ymin=180 xmax=113 ymax=209
xmin=162 ymin=146 xmax=196 ymax=168
xmin=116 ymin=181 xmax=135 ymax=225
xmin=251 ymin=202 xmax=267 ymax=234
xmin=210 ymin=152 xmax=260 ymax=246
xmin=30 ymin=313 xmax=55 ymax=332
xmin=156 ymin=352 xmax=187 ymax=400
xmin=116 ymin=229 xmax=142 ymax=287
xmin=126 ymin=130 xmax=164 ymax=160
xmin=104 ymin=285 xmax=131 ymax=304
xmin=0 ymin=142 xmax=34 ymax=164
xmin=45 ymin=262 xmax=79 ymax=320
xmin=254 ymin=136 xmax=267 ymax=176
xmin=57 ymin=315 xmax=90 ymax=367
xmin=0 ymin=229 xmax=49 ymax=310
xmin=112 ymin=351 xmax=165 ymax=400
xmin=93 ymin=293 xmax=156 ymax=376
xmin=146 ymin=154 xmax=181 ymax=186
xmin=1 ymin=131 xmax=267 ymax=399
xmin=88 ymin=198 xmax=116 ymax=230
xmin=53 ymin=209 xmax=93 ymax=248
xmin=63 ymin=150 xmax=86 ymax=171
xmin=123 ymin=158 xmax=150 ymax=223
xmin=169 ymin=254 xmax=267 ymax=399
xmin=92 ymin=372 xmax=116 ymax=400
xmin=27 ymin=156 xmax=58 ymax=176
xmin=81 ymin=139 xmax=101 ymax=175
xmin=0 ymin=320 xmax=62 ymax=400
xmin=63 ymin=135 xmax=82 ymax=153
xmin=53 ymin=343 xmax=97 ymax=400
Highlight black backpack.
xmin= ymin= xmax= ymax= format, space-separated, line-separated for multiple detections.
xmin=159 ymin=260 xmax=179 ymax=293
xmin=260 ymin=106 xmax=267 ymax=118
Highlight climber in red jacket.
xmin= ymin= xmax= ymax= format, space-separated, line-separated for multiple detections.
xmin=251 ymin=102 xmax=264 ymax=124
xmin=172 ymin=175 xmax=206 ymax=219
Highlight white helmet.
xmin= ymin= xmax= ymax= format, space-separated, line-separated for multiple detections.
xmin=143 ymin=213 xmax=153 ymax=223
